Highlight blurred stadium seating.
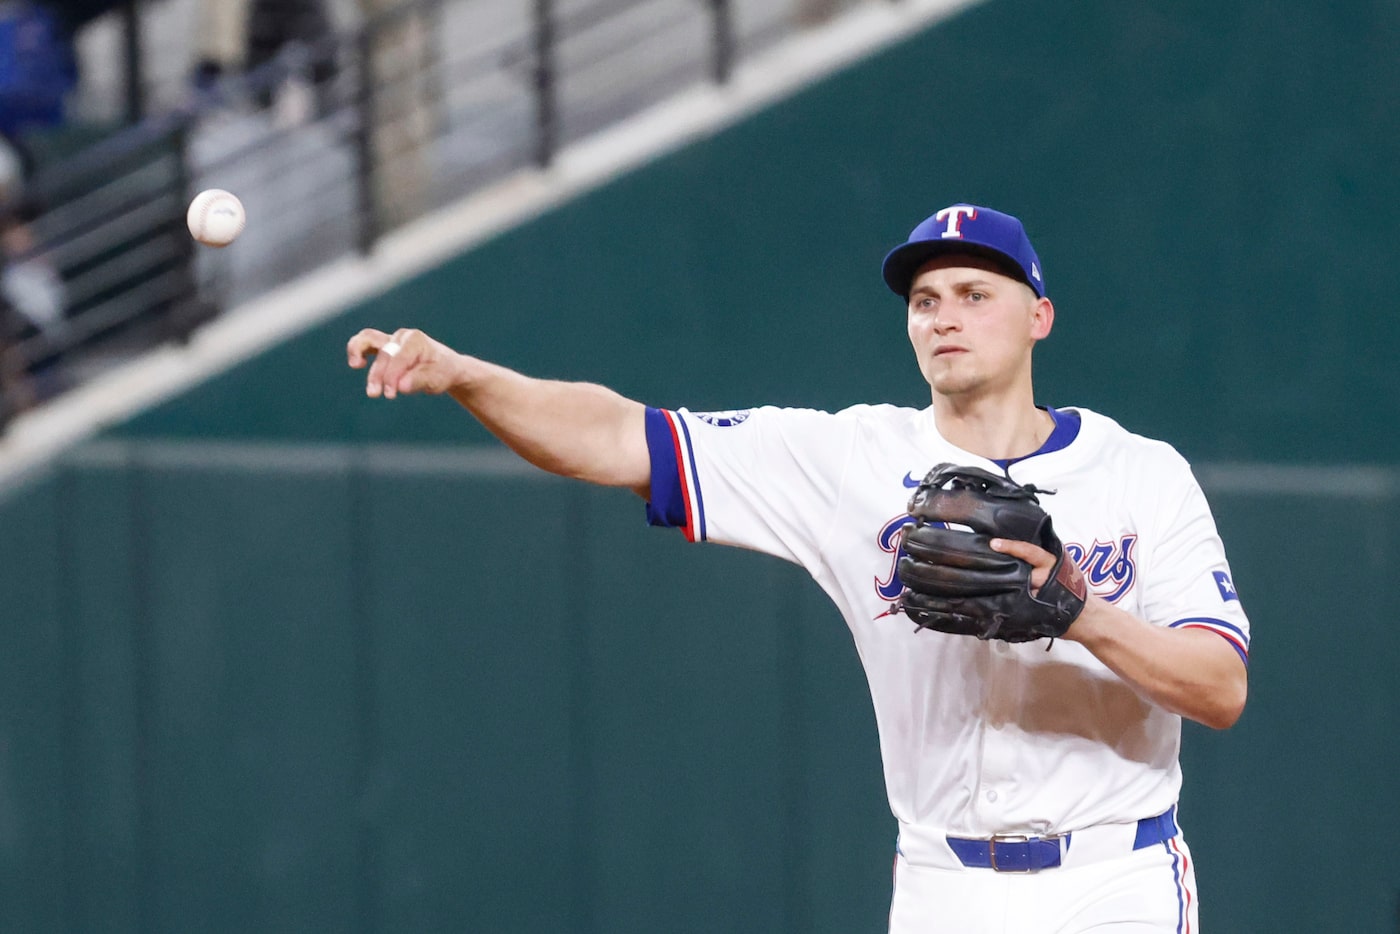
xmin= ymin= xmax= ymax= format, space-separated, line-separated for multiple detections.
xmin=0 ymin=0 xmax=868 ymax=426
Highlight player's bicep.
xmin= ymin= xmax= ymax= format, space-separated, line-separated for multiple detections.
xmin=612 ymin=402 xmax=652 ymax=498
xmin=1167 ymin=615 xmax=1249 ymax=670
xmin=1169 ymin=625 xmax=1249 ymax=726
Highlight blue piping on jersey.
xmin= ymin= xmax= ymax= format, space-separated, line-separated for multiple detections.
xmin=1169 ymin=616 xmax=1249 ymax=646
xmin=992 ymin=407 xmax=1081 ymax=470
xmin=1164 ymin=839 xmax=1187 ymax=934
xmin=677 ymin=415 xmax=707 ymax=541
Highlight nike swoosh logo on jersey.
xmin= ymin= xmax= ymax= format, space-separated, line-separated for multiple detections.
xmin=903 ymin=472 xmax=921 ymax=488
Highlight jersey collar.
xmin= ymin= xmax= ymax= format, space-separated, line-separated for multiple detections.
xmin=991 ymin=406 xmax=1082 ymax=471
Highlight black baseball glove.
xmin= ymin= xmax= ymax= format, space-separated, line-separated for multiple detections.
xmin=890 ymin=463 xmax=1088 ymax=642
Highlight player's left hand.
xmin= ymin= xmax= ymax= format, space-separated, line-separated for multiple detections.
xmin=891 ymin=464 xmax=1089 ymax=642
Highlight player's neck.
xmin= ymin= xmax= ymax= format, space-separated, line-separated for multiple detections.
xmin=930 ymin=392 xmax=1052 ymax=462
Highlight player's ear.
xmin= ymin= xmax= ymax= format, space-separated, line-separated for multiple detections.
xmin=1029 ymin=296 xmax=1055 ymax=341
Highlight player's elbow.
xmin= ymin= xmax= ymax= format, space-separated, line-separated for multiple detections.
xmin=1196 ymin=670 xmax=1248 ymax=730
xmin=1198 ymin=699 xmax=1245 ymax=731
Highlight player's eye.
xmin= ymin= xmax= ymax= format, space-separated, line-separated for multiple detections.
xmin=968 ymin=291 xmax=986 ymax=302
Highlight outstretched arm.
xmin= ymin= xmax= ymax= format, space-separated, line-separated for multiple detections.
xmin=348 ymin=328 xmax=652 ymax=498
xmin=991 ymin=537 xmax=1248 ymax=730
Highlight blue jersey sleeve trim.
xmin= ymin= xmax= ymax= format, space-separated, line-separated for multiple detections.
xmin=1169 ymin=616 xmax=1249 ymax=646
xmin=644 ymin=407 xmax=687 ymax=529
xmin=1169 ymin=616 xmax=1250 ymax=667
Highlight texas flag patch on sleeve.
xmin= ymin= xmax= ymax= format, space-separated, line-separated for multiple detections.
xmin=1212 ymin=570 xmax=1239 ymax=602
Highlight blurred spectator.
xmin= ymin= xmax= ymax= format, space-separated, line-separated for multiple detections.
xmin=247 ymin=0 xmax=336 ymax=83
xmin=2 ymin=202 xmax=64 ymax=338
xmin=0 ymin=197 xmax=67 ymax=417
xmin=0 ymin=132 xmax=23 ymax=207
xmin=0 ymin=74 xmax=60 ymax=425
xmin=250 ymin=0 xmax=339 ymax=122
xmin=0 ymin=285 xmax=35 ymax=425
xmin=192 ymin=0 xmax=338 ymax=120
xmin=192 ymin=0 xmax=250 ymax=90
xmin=0 ymin=0 xmax=78 ymax=140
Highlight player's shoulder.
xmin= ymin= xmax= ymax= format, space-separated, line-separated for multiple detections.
xmin=831 ymin=402 xmax=922 ymax=420
xmin=681 ymin=402 xmax=921 ymax=428
xmin=1070 ymin=407 xmax=1196 ymax=478
xmin=823 ymin=402 xmax=931 ymax=439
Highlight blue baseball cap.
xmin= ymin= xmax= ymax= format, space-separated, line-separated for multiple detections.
xmin=881 ymin=204 xmax=1045 ymax=299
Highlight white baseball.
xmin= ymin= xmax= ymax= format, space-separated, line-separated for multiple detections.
xmin=187 ymin=189 xmax=246 ymax=247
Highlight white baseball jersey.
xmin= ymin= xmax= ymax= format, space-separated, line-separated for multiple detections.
xmin=643 ymin=403 xmax=1250 ymax=852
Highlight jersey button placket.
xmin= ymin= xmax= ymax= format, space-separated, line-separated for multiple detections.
xmin=976 ymin=650 xmax=1018 ymax=824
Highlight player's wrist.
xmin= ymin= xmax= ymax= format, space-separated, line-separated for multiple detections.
xmin=1058 ymin=593 xmax=1113 ymax=645
xmin=446 ymin=352 xmax=486 ymax=393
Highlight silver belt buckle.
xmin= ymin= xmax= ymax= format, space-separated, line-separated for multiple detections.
xmin=988 ymin=833 xmax=1057 ymax=873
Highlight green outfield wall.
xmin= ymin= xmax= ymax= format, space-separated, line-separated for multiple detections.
xmin=2 ymin=0 xmax=1398 ymax=931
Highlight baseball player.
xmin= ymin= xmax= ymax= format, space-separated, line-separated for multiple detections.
xmin=347 ymin=203 xmax=1249 ymax=932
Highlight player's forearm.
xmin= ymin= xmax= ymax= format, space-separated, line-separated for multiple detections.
xmin=446 ymin=354 xmax=650 ymax=491
xmin=1065 ymin=600 xmax=1248 ymax=730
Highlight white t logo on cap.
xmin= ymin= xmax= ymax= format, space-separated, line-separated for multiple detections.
xmin=935 ymin=205 xmax=978 ymax=238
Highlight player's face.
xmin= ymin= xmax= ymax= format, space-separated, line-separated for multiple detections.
xmin=906 ymin=256 xmax=1053 ymax=400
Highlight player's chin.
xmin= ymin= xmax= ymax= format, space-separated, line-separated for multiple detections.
xmin=926 ymin=368 xmax=981 ymax=398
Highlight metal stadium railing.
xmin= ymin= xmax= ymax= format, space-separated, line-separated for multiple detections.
xmin=0 ymin=0 xmax=862 ymax=425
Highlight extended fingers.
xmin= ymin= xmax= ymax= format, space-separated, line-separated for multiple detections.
xmin=347 ymin=328 xmax=390 ymax=368
xmin=363 ymin=328 xmax=405 ymax=397
xmin=371 ymin=329 xmax=420 ymax=399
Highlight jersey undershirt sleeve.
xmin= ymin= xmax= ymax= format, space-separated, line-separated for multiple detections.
xmin=643 ymin=406 xmax=855 ymax=570
xmin=1137 ymin=451 xmax=1252 ymax=666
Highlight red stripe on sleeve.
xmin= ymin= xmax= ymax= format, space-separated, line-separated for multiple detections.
xmin=1180 ymin=623 xmax=1248 ymax=658
xmin=664 ymin=411 xmax=697 ymax=543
